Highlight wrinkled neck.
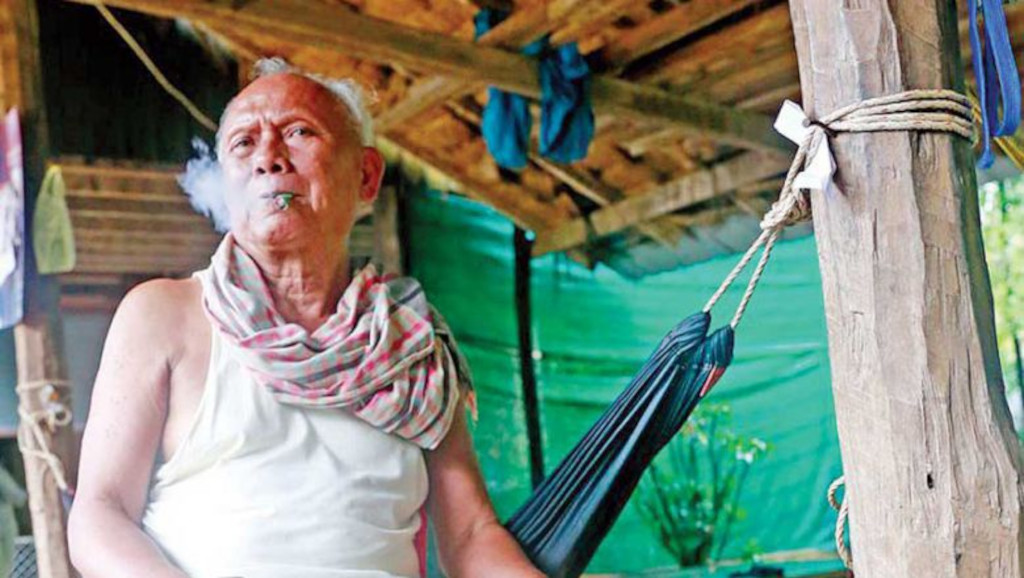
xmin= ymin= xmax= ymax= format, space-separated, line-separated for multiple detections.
xmin=248 ymin=244 xmax=351 ymax=332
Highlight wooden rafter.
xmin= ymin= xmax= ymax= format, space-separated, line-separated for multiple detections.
xmin=377 ymin=0 xmax=602 ymax=131
xmin=377 ymin=134 xmax=571 ymax=233
xmin=66 ymin=0 xmax=792 ymax=154
xmin=444 ymin=99 xmax=685 ymax=249
xmin=529 ymin=156 xmax=683 ymax=249
xmin=532 ymin=152 xmax=788 ymax=255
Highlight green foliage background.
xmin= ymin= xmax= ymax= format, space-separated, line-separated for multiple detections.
xmin=980 ymin=178 xmax=1024 ymax=395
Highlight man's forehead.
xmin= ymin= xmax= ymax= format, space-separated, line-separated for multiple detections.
xmin=222 ymin=74 xmax=346 ymax=129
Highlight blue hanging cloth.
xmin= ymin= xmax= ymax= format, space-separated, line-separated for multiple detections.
xmin=539 ymin=43 xmax=595 ymax=164
xmin=475 ymin=9 xmax=594 ymax=170
xmin=475 ymin=9 xmax=541 ymax=170
xmin=967 ymin=0 xmax=1021 ymax=168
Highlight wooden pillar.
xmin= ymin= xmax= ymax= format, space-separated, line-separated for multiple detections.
xmin=0 ymin=1 xmax=76 ymax=576
xmin=787 ymin=1 xmax=1024 ymax=576
xmin=372 ymin=184 xmax=404 ymax=276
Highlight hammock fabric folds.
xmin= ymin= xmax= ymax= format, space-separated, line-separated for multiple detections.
xmin=505 ymin=312 xmax=735 ymax=578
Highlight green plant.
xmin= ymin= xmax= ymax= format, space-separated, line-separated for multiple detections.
xmin=635 ymin=403 xmax=768 ymax=568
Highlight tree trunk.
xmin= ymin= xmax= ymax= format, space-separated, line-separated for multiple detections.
xmin=787 ymin=1 xmax=1024 ymax=576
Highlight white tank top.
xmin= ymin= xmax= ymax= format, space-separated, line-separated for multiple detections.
xmin=141 ymin=328 xmax=428 ymax=578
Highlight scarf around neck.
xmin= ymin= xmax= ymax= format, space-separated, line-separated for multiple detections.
xmin=196 ymin=234 xmax=473 ymax=450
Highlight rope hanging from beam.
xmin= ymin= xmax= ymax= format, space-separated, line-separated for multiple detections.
xmin=95 ymin=3 xmax=218 ymax=132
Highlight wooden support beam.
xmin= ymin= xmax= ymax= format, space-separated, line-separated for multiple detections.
xmin=788 ymin=1 xmax=1024 ymax=576
xmin=66 ymin=0 xmax=792 ymax=154
xmin=533 ymin=152 xmax=787 ymax=255
xmin=1 ymin=1 xmax=75 ymax=576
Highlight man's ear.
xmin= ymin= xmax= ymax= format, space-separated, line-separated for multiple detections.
xmin=359 ymin=147 xmax=385 ymax=204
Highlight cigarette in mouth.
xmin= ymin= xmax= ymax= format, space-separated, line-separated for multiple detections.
xmin=266 ymin=191 xmax=295 ymax=210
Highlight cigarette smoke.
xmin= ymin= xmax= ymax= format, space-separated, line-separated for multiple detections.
xmin=178 ymin=138 xmax=230 ymax=232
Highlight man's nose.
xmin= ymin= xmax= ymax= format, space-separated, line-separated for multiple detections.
xmin=253 ymin=135 xmax=293 ymax=175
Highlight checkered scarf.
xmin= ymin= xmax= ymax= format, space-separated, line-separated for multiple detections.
xmin=196 ymin=234 xmax=473 ymax=450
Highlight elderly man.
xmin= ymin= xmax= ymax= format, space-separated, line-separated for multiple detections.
xmin=67 ymin=60 xmax=543 ymax=578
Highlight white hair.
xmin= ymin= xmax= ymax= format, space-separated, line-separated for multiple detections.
xmin=217 ymin=57 xmax=375 ymax=148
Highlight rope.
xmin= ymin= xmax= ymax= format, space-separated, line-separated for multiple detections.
xmin=16 ymin=380 xmax=73 ymax=494
xmin=704 ymin=89 xmax=973 ymax=326
xmin=95 ymin=3 xmax=218 ymax=132
xmin=827 ymin=475 xmax=852 ymax=570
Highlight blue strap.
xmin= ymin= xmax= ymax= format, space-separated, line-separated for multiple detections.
xmin=968 ymin=0 xmax=1021 ymax=168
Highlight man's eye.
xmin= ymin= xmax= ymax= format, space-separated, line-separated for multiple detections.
xmin=289 ymin=127 xmax=314 ymax=138
xmin=231 ymin=137 xmax=253 ymax=151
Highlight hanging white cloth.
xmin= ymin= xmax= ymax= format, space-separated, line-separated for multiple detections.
xmin=0 ymin=109 xmax=24 ymax=330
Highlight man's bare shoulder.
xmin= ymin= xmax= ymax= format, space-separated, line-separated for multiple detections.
xmin=109 ymin=277 xmax=204 ymax=361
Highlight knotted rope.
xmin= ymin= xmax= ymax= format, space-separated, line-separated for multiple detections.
xmin=16 ymin=379 xmax=73 ymax=495
xmin=703 ymin=89 xmax=973 ymax=330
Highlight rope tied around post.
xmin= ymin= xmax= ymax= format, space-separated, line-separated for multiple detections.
xmin=16 ymin=379 xmax=73 ymax=495
xmin=704 ymin=89 xmax=973 ymax=330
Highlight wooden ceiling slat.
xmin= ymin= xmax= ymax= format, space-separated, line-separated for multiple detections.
xmin=67 ymin=0 xmax=790 ymax=154
xmin=377 ymin=0 xmax=620 ymax=132
xmin=64 ymin=187 xmax=192 ymax=205
xmin=598 ymin=0 xmax=764 ymax=72
xmin=380 ymin=134 xmax=568 ymax=233
xmin=533 ymin=152 xmax=789 ymax=255
xmin=71 ymin=228 xmax=220 ymax=246
xmin=65 ymin=195 xmax=194 ymax=216
xmin=633 ymin=3 xmax=793 ymax=88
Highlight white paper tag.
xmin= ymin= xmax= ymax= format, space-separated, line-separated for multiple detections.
xmin=773 ymin=100 xmax=811 ymax=144
xmin=774 ymin=100 xmax=838 ymax=194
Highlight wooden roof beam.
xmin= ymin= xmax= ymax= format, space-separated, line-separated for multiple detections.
xmin=66 ymin=0 xmax=792 ymax=154
xmin=532 ymin=152 xmax=788 ymax=255
xmin=444 ymin=100 xmax=685 ymax=249
xmin=379 ymin=0 xmax=631 ymax=131
xmin=377 ymin=135 xmax=567 ymax=234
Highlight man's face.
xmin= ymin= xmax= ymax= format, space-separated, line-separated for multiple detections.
xmin=217 ymin=73 xmax=381 ymax=250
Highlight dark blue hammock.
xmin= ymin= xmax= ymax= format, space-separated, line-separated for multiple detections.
xmin=506 ymin=312 xmax=735 ymax=578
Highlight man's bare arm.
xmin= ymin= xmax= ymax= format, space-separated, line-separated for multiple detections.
xmin=425 ymin=408 xmax=544 ymax=578
xmin=68 ymin=281 xmax=189 ymax=578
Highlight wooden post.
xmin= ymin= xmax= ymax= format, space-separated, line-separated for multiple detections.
xmin=787 ymin=1 xmax=1024 ymax=576
xmin=1 ymin=1 xmax=76 ymax=576
xmin=372 ymin=184 xmax=404 ymax=276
